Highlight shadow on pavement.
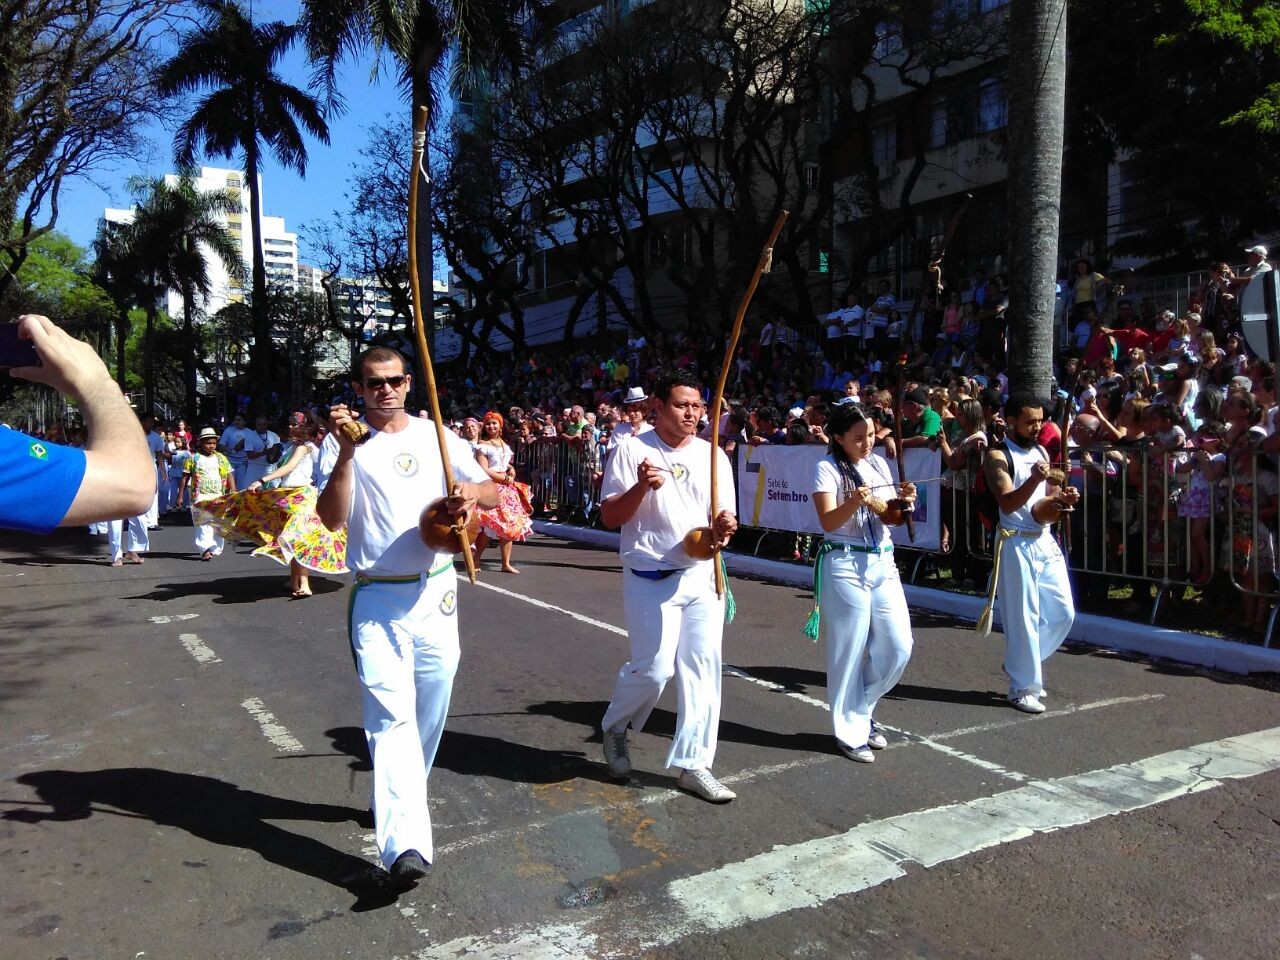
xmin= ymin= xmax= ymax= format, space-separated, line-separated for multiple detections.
xmin=435 ymin=729 xmax=611 ymax=786
xmin=3 ymin=767 xmax=399 ymax=910
xmin=124 ymin=575 xmax=344 ymax=605
xmin=525 ymin=699 xmax=835 ymax=757
xmin=884 ymin=683 xmax=1009 ymax=708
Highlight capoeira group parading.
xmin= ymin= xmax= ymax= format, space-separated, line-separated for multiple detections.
xmin=293 ymin=136 xmax=1078 ymax=891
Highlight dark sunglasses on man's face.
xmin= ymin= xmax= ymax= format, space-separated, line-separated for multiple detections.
xmin=362 ymin=375 xmax=408 ymax=390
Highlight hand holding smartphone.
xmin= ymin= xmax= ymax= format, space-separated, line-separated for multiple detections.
xmin=0 ymin=324 xmax=41 ymax=369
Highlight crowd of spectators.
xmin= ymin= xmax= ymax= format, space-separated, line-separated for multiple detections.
xmin=20 ymin=247 xmax=1276 ymax=639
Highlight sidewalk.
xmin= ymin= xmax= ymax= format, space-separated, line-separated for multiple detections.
xmin=532 ymin=521 xmax=1280 ymax=677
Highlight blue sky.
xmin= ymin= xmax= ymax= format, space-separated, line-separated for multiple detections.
xmin=54 ymin=0 xmax=412 ymax=264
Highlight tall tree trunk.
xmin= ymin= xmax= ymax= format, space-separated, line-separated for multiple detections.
xmin=1005 ymin=0 xmax=1067 ymax=399
xmin=143 ymin=301 xmax=156 ymax=414
xmin=182 ymin=277 xmax=198 ymax=420
xmin=244 ymin=140 xmax=272 ymax=412
xmin=115 ymin=312 xmax=129 ymax=391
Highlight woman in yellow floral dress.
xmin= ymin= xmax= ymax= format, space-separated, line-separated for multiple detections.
xmin=194 ymin=412 xmax=347 ymax=597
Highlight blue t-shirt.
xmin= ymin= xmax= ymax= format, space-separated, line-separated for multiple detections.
xmin=0 ymin=428 xmax=86 ymax=533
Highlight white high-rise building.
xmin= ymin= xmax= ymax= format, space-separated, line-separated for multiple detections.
xmin=102 ymin=165 xmax=300 ymax=320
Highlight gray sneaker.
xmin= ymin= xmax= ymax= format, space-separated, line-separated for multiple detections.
xmin=677 ymin=768 xmax=736 ymax=803
xmin=867 ymin=721 xmax=888 ymax=750
xmin=839 ymin=742 xmax=875 ymax=763
xmin=602 ymin=728 xmax=631 ymax=778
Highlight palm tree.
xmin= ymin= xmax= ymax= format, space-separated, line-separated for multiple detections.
xmin=129 ymin=174 xmax=243 ymax=420
xmin=156 ymin=0 xmax=329 ymax=410
xmin=298 ymin=0 xmax=530 ymax=355
xmin=91 ymin=222 xmax=146 ymax=393
xmin=1004 ymin=0 xmax=1067 ymax=398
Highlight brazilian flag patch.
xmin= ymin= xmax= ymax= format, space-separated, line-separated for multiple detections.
xmin=28 ymin=441 xmax=48 ymax=461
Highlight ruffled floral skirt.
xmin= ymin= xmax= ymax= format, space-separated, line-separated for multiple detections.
xmin=192 ymin=486 xmax=347 ymax=574
xmin=476 ymin=481 xmax=533 ymax=542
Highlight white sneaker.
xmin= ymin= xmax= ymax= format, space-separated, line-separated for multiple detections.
xmin=602 ymin=728 xmax=631 ymax=778
xmin=839 ymin=742 xmax=875 ymax=763
xmin=677 ymin=768 xmax=736 ymax=803
xmin=867 ymin=722 xmax=888 ymax=750
xmin=1010 ymin=694 xmax=1046 ymax=714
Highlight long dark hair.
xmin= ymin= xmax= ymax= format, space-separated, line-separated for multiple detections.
xmin=825 ymin=400 xmax=875 ymax=496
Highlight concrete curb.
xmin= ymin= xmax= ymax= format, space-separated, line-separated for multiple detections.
xmin=532 ymin=521 xmax=1280 ymax=676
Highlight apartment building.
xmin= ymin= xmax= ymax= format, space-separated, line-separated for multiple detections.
xmin=103 ymin=166 xmax=301 ymax=320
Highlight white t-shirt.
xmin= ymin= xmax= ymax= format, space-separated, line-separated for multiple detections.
xmin=317 ymin=417 xmax=489 ymax=577
xmin=812 ymin=453 xmax=895 ymax=548
xmin=824 ymin=310 xmax=845 ymax=339
xmin=606 ymin=420 xmax=653 ymax=453
xmin=244 ymin=429 xmax=280 ymax=481
xmin=759 ymin=322 xmax=775 ymax=347
xmin=219 ymin=425 xmax=261 ymax=465
xmin=147 ymin=430 xmax=165 ymax=483
xmin=601 ymin=430 xmax=735 ymax=570
xmin=843 ymin=305 xmax=865 ymax=339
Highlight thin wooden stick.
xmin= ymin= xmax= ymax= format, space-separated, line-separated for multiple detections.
xmin=709 ymin=209 xmax=789 ymax=596
xmin=407 ymin=105 xmax=477 ymax=585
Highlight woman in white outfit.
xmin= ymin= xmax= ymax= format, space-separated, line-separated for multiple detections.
xmin=807 ymin=399 xmax=916 ymax=763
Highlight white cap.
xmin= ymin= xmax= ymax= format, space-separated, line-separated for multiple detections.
xmin=1245 ymin=245 xmax=1269 ymax=257
xmin=622 ymin=386 xmax=648 ymax=404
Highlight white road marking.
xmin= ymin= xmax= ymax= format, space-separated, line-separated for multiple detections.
xmin=0 ymin=572 xmax=25 ymax=578
xmin=724 ymin=665 xmax=1028 ymax=782
xmin=473 ymin=581 xmax=628 ymax=637
xmin=149 ymin=613 xmax=199 ymax=624
xmin=178 ymin=633 xmax=220 ymax=664
xmin=412 ymin=726 xmax=1280 ymax=959
xmin=239 ymin=698 xmax=304 ymax=753
xmin=930 ymin=693 xmax=1167 ymax=741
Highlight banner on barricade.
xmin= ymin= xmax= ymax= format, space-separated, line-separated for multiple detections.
xmin=736 ymin=445 xmax=942 ymax=551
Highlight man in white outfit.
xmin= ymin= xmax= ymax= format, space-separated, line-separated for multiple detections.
xmin=243 ymin=414 xmax=279 ymax=487
xmin=317 ymin=346 xmax=497 ymax=891
xmin=982 ymin=392 xmax=1079 ymax=713
xmin=219 ymin=414 xmax=261 ymax=491
xmin=605 ymin=386 xmax=653 ymax=455
xmin=106 ymin=514 xmax=148 ymax=566
xmin=598 ymin=369 xmax=740 ymax=803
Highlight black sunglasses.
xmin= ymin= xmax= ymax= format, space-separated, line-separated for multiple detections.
xmin=362 ymin=375 xmax=408 ymax=390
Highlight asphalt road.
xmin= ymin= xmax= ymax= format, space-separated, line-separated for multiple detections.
xmin=2 ymin=523 xmax=1278 ymax=960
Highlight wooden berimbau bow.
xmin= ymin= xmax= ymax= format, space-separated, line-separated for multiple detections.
xmin=407 ymin=105 xmax=479 ymax=585
xmin=686 ymin=209 xmax=789 ymax=597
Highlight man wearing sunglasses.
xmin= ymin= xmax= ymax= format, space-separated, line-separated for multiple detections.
xmin=316 ymin=346 xmax=498 ymax=891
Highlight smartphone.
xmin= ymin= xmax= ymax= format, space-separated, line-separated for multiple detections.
xmin=0 ymin=324 xmax=40 ymax=368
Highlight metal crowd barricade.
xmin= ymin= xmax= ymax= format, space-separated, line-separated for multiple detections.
xmin=1224 ymin=454 xmax=1280 ymax=648
xmin=512 ymin=436 xmax=602 ymax=524
xmin=528 ymin=432 xmax=1274 ymax=647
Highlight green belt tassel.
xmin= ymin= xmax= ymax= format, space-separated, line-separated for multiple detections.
xmin=719 ymin=554 xmax=736 ymax=624
xmin=803 ymin=541 xmax=838 ymax=642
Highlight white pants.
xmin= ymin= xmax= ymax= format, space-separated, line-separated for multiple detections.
xmin=996 ymin=533 xmax=1074 ymax=698
xmin=143 ymin=489 xmax=159 ymax=528
xmin=191 ymin=504 xmax=224 ymax=555
xmin=349 ymin=568 xmax=460 ymax=869
xmin=820 ymin=549 xmax=913 ymax=750
xmin=107 ymin=515 xmax=149 ymax=562
xmin=602 ymin=564 xmax=724 ymax=771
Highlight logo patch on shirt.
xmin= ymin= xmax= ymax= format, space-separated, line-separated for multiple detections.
xmin=439 ymin=589 xmax=457 ymax=616
xmin=670 ymin=462 xmax=689 ymax=482
xmin=393 ymin=453 xmax=419 ymax=477
xmin=28 ymin=442 xmax=48 ymax=461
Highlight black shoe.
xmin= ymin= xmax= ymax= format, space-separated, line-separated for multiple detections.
xmin=388 ymin=849 xmax=430 ymax=891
